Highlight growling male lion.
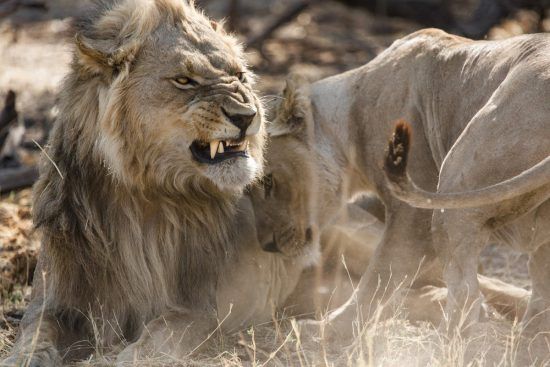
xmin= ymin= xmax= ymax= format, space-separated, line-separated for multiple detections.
xmin=2 ymin=0 xmax=266 ymax=365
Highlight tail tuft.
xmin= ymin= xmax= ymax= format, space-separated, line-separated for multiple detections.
xmin=384 ymin=120 xmax=411 ymax=182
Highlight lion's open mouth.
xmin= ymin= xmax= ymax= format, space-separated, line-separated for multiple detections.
xmin=190 ymin=139 xmax=249 ymax=164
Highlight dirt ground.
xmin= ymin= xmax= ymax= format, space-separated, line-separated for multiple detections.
xmin=0 ymin=0 xmax=545 ymax=365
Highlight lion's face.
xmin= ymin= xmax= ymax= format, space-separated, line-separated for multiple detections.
xmin=249 ymin=133 xmax=319 ymax=258
xmin=248 ymin=77 xmax=319 ymax=258
xmin=78 ymin=1 xmax=264 ymax=194
xmin=125 ymin=26 xmax=264 ymax=192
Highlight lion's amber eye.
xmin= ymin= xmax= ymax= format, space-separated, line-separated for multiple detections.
xmin=172 ymin=77 xmax=198 ymax=89
xmin=176 ymin=77 xmax=191 ymax=84
xmin=236 ymin=72 xmax=246 ymax=83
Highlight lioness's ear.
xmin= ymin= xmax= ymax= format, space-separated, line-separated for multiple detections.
xmin=268 ymin=75 xmax=312 ymax=141
xmin=210 ymin=20 xmax=222 ymax=31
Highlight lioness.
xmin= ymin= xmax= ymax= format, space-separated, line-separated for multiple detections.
xmin=384 ymin=123 xmax=548 ymax=361
xmin=2 ymin=0 xmax=270 ymax=364
xmin=249 ymin=30 xmax=540 ymax=341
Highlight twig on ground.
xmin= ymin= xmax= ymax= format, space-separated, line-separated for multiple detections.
xmin=227 ymin=0 xmax=240 ymax=32
xmin=0 ymin=165 xmax=38 ymax=193
xmin=246 ymin=1 xmax=314 ymax=50
xmin=0 ymin=91 xmax=17 ymax=148
xmin=0 ymin=0 xmax=47 ymax=18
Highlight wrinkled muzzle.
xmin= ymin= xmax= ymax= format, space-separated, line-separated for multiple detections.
xmin=187 ymin=87 xmax=265 ymax=191
xmin=189 ymin=85 xmax=262 ymax=165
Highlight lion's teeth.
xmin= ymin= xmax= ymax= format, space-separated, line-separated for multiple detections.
xmin=210 ymin=140 xmax=219 ymax=159
xmin=218 ymin=142 xmax=224 ymax=154
xmin=235 ymin=140 xmax=249 ymax=152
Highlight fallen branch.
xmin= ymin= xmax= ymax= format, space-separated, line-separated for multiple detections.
xmin=0 ymin=90 xmax=18 ymax=151
xmin=227 ymin=0 xmax=240 ymax=32
xmin=0 ymin=0 xmax=47 ymax=18
xmin=0 ymin=90 xmax=17 ymax=130
xmin=0 ymin=165 xmax=39 ymax=193
xmin=246 ymin=0 xmax=313 ymax=49
xmin=453 ymin=0 xmax=510 ymax=38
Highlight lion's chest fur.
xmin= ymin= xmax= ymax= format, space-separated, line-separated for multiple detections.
xmin=35 ymin=160 xmax=238 ymax=344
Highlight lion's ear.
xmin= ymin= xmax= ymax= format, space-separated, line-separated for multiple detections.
xmin=75 ymin=33 xmax=111 ymax=75
xmin=210 ymin=20 xmax=221 ymax=31
xmin=75 ymin=33 xmax=139 ymax=77
xmin=73 ymin=0 xmax=147 ymax=78
xmin=268 ymin=75 xmax=312 ymax=141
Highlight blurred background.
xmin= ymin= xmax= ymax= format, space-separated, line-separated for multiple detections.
xmin=0 ymin=0 xmax=544 ymax=340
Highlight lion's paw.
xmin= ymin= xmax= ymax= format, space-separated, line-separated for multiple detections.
xmin=1 ymin=347 xmax=61 ymax=367
xmin=297 ymin=318 xmax=352 ymax=345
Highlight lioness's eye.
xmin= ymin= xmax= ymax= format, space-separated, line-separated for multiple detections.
xmin=171 ymin=77 xmax=198 ymax=89
xmin=263 ymin=174 xmax=274 ymax=198
xmin=236 ymin=72 xmax=246 ymax=83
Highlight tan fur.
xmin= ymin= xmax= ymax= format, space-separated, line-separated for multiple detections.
xmin=2 ymin=0 xmax=265 ymax=365
xmin=385 ymin=121 xmax=550 ymax=209
xmin=249 ymin=30 xmax=543 ymax=355
xmin=381 ymin=54 xmax=550 ymax=366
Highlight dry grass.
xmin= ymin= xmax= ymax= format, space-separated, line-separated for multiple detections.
xmin=0 ymin=191 xmax=537 ymax=366
xmin=0 ymin=276 xmax=540 ymax=367
xmin=95 ymin=300 xmax=541 ymax=367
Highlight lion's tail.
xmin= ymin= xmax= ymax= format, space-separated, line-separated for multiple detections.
xmin=384 ymin=121 xmax=550 ymax=209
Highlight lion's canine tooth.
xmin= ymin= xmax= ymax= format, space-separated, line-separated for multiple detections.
xmin=210 ymin=140 xmax=219 ymax=159
xmin=218 ymin=142 xmax=224 ymax=154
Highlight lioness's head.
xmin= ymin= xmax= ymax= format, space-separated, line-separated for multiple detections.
xmin=70 ymin=0 xmax=264 ymax=194
xmin=249 ymin=76 xmax=319 ymax=260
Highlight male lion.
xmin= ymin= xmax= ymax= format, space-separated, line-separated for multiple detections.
xmin=249 ymin=30 xmax=540 ymax=342
xmin=2 ymin=0 xmax=269 ymax=365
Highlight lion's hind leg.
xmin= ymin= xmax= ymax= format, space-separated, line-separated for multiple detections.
xmin=433 ymin=207 xmax=491 ymax=335
xmin=515 ymin=243 xmax=550 ymax=366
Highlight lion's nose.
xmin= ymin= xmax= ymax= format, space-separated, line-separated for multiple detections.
xmin=305 ymin=227 xmax=313 ymax=242
xmin=222 ymin=107 xmax=256 ymax=132
xmin=261 ymin=234 xmax=280 ymax=253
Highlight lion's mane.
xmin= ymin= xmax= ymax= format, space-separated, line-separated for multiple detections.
xmin=31 ymin=0 xmax=246 ymax=347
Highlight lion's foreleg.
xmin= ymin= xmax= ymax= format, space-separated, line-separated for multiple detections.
xmin=362 ymin=208 xmax=436 ymax=292
xmin=2 ymin=265 xmax=63 ymax=367
xmin=300 ymin=204 xmax=440 ymax=340
xmin=116 ymin=310 xmax=216 ymax=366
xmin=2 ymin=306 xmax=62 ymax=367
